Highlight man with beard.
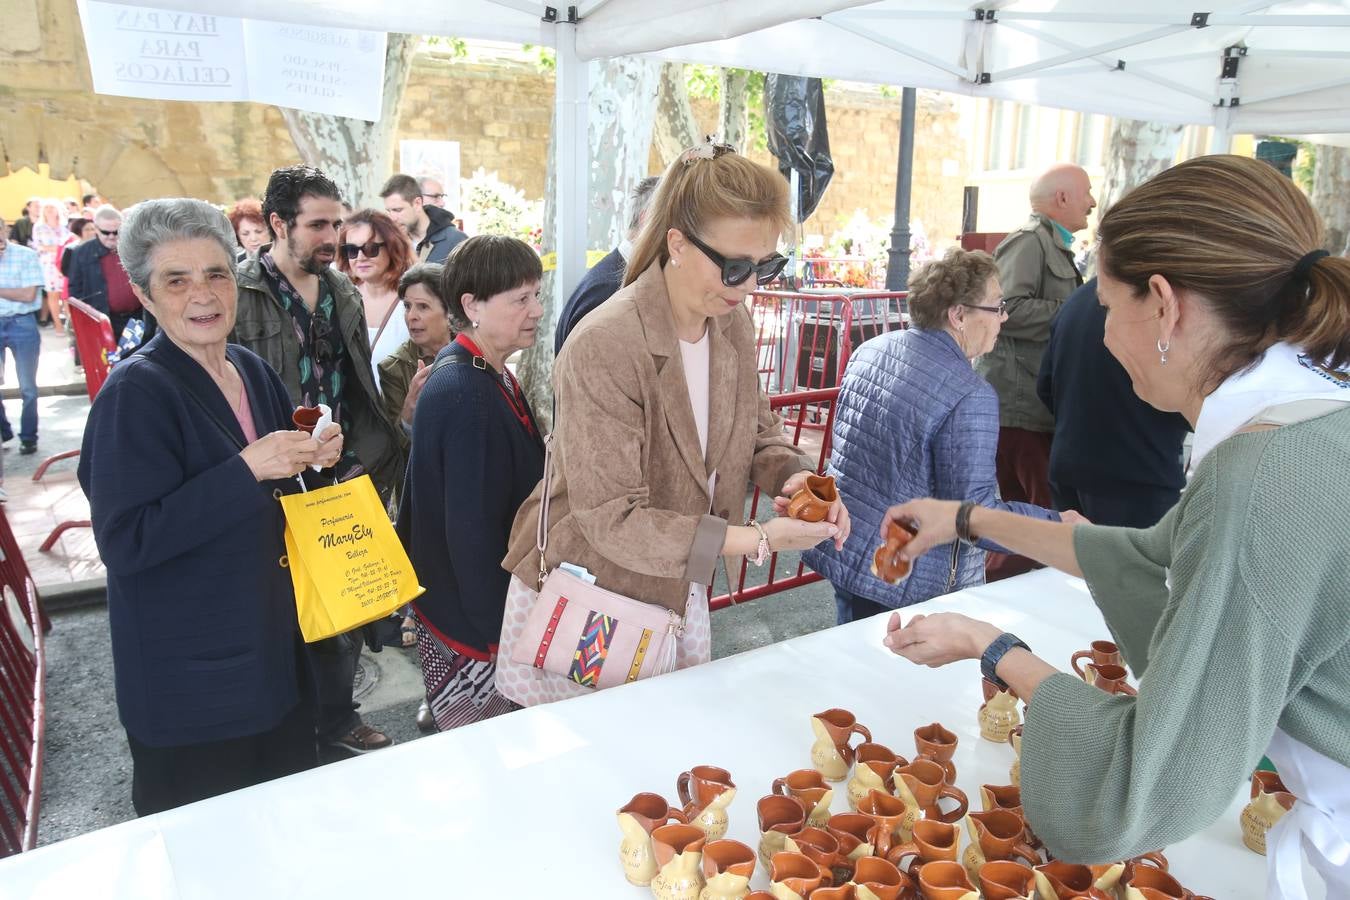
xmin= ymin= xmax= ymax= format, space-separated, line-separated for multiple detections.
xmin=380 ymin=173 xmax=466 ymax=264
xmin=233 ymin=165 xmax=402 ymax=758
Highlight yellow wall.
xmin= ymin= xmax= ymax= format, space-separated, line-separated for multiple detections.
xmin=0 ymin=164 xmax=85 ymax=223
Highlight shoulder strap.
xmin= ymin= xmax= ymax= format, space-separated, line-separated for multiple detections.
xmin=536 ymin=433 xmax=555 ymax=587
xmin=369 ymin=297 xmax=401 ymax=351
xmin=428 ymin=350 xmax=480 ymax=378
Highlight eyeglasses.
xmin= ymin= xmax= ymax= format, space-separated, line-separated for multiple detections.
xmin=97 ymin=227 xmax=119 ymax=237
xmin=683 ymin=232 xmax=789 ymax=287
xmin=309 ymin=313 xmax=335 ymax=369
xmin=340 ymin=241 xmax=384 ymax=260
xmin=421 ymin=193 xmax=445 ymax=201
xmin=962 ymin=300 xmax=1007 ymax=315
xmin=681 ymin=139 xmax=737 ymax=166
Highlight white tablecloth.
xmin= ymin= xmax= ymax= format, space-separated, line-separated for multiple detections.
xmin=0 ymin=569 xmax=1323 ymax=898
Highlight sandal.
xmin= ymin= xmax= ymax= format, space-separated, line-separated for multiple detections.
xmin=401 ymin=616 xmax=418 ymax=649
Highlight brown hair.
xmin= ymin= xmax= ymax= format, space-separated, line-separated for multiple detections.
xmin=622 ymin=146 xmax=791 ymax=288
xmin=227 ymin=197 xmax=264 ymax=241
xmin=336 ymin=209 xmax=413 ymax=294
xmin=906 ymin=248 xmax=999 ymax=330
xmin=440 ymin=235 xmax=543 ymax=332
xmin=1098 ymin=154 xmax=1350 ymax=386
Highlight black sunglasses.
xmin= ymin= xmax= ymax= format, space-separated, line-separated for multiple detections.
xmin=97 ymin=227 xmax=119 ymax=237
xmin=340 ymin=241 xmax=384 ymax=260
xmin=309 ymin=313 xmax=335 ymax=368
xmin=683 ymin=232 xmax=788 ymax=287
xmin=962 ymin=300 xmax=1007 ymax=315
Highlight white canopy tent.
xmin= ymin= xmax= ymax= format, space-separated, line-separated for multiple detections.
xmin=92 ymin=0 xmax=1350 ymax=298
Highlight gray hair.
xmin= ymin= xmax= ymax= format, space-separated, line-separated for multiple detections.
xmin=627 ymin=176 xmax=660 ymax=235
xmin=398 ymin=262 xmax=448 ymax=310
xmin=119 ymin=198 xmax=237 ymax=292
xmin=93 ymin=204 xmax=123 ymax=225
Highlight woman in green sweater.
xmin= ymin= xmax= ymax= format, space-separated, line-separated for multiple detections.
xmin=880 ymin=155 xmax=1349 ymax=899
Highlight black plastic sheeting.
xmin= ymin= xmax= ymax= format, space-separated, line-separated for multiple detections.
xmin=764 ymin=74 xmax=835 ymax=222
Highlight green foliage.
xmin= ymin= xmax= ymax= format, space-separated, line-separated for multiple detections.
xmin=521 ymin=44 xmax=557 ymax=72
xmin=423 ymin=36 xmax=468 ymax=58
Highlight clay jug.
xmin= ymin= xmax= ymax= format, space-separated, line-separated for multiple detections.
xmin=651 ymin=823 xmax=707 ymax=900
xmin=852 ymin=856 xmax=914 ymax=900
xmin=1033 ymin=861 xmax=1114 ymax=899
xmin=978 ymin=860 xmax=1037 ymax=900
xmin=912 ymin=723 xmax=958 ymax=783
xmin=1083 ymin=662 xmax=1137 ymax=696
xmin=1241 ymin=769 xmax=1295 ymax=855
xmin=961 ymin=810 xmax=1039 ymax=880
xmin=979 ymin=784 xmax=1038 ymax=848
xmin=292 ymin=405 xmax=323 ymax=433
xmin=758 ymin=795 xmax=808 ymax=871
xmin=827 ymin=812 xmax=877 ymax=865
xmin=812 ymin=708 xmax=872 ymax=782
xmin=1007 ymin=727 xmax=1023 ymax=787
xmin=787 ymin=474 xmax=837 ymax=522
xmin=1070 ymin=639 xmax=1122 ymax=679
xmin=678 ymin=765 xmax=737 ymax=841
xmin=773 ymin=768 xmax=834 ymax=828
xmin=699 ymin=838 xmax=756 ymax=900
xmin=769 ymin=851 xmax=824 ymax=900
xmin=618 ymin=792 xmax=688 ymax=885
xmin=859 ymin=789 xmax=919 ymax=861
xmin=847 ymin=743 xmax=903 ymax=811
xmin=783 ymin=826 xmax=842 ymax=887
xmin=978 ymin=681 xmax=1021 ymax=742
xmin=887 ymin=818 xmax=961 ymax=873
xmin=1092 ymin=853 xmax=1166 ymax=893
xmin=872 ymin=518 xmax=918 ymax=584
xmin=1119 ymin=865 xmax=1191 ymax=900
xmin=915 ymin=860 xmax=979 ymax=900
xmin=895 ymin=759 xmax=968 ymax=824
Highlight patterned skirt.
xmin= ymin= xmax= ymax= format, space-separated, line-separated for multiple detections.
xmin=415 ymin=618 xmax=518 ymax=731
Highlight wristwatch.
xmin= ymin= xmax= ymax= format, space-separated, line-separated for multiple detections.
xmin=747 ymin=519 xmax=770 ymax=567
xmin=981 ymin=632 xmax=1030 ymax=691
xmin=955 ymin=500 xmax=978 ymax=545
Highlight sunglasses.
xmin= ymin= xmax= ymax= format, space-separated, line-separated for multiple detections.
xmin=683 ymin=232 xmax=789 ymax=287
xmin=962 ymin=300 xmax=1007 ymax=315
xmin=309 ymin=313 xmax=335 ymax=369
xmin=340 ymin=241 xmax=384 ymax=260
xmin=98 ymin=227 xmax=119 ymax=237
xmin=681 ymin=139 xmax=737 ymax=166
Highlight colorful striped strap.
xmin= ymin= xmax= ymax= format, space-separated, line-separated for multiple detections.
xmin=533 ymin=596 xmax=568 ymax=668
xmin=626 ymin=628 xmax=653 ymax=683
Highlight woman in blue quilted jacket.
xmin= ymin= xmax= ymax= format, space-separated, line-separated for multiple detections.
xmin=803 ymin=247 xmax=1066 ymax=623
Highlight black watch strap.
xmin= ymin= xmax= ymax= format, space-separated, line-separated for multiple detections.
xmin=981 ymin=632 xmax=1030 ymax=690
xmin=955 ymin=500 xmax=978 ymax=545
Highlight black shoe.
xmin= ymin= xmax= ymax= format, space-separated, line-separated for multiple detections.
xmin=19 ymin=441 xmax=37 ymax=456
xmin=0 ymin=424 xmax=11 ymax=443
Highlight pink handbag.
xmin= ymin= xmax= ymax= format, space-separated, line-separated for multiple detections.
xmin=506 ymin=437 xmax=685 ymax=690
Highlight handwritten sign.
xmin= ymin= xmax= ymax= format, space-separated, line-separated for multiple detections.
xmin=78 ymin=1 xmax=385 ymax=121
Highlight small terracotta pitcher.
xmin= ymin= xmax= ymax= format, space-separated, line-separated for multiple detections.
xmin=1119 ymin=864 xmax=1192 ymax=900
xmin=1070 ymin=640 xmax=1122 ymax=679
xmin=1083 ymin=662 xmax=1137 ymax=696
xmin=678 ymin=765 xmax=738 ymax=841
xmin=699 ymin=838 xmax=756 ymax=900
xmin=769 ymin=850 xmax=825 ymax=899
xmin=1092 ymin=853 xmax=1167 ymax=893
xmin=773 ymin=768 xmax=834 ymax=828
xmin=896 ymin=758 xmax=968 ymax=824
xmin=961 ymin=810 xmax=1039 ymax=880
xmin=811 ymin=708 xmax=872 ymax=782
xmin=852 ymin=856 xmax=914 ymax=900
xmin=784 ymin=826 xmax=842 ymax=886
xmin=1007 ymin=726 xmax=1023 ymax=786
xmin=758 ymin=795 xmax=808 ymax=872
xmin=827 ymin=812 xmax=877 ymax=865
xmin=887 ymin=818 xmax=961 ymax=872
xmin=617 ymin=791 xmax=688 ymax=885
xmin=1033 ymin=861 xmax=1114 ymax=899
xmin=872 ymin=518 xmax=918 ymax=584
xmin=978 ymin=860 xmax=1037 ymax=900
xmin=812 ymin=885 xmax=860 ymax=900
xmin=978 ymin=679 xmax=1021 ymax=742
xmin=291 ymin=404 xmax=323 ymax=433
xmin=651 ymin=823 xmax=707 ymax=900
xmin=787 ymin=474 xmax=837 ymax=523
xmin=916 ymin=860 xmax=979 ymax=900
xmin=1241 ymin=769 xmax=1295 ymax=855
xmin=858 ymin=789 xmax=919 ymax=861
xmin=979 ymin=784 xmax=1038 ymax=848
xmin=913 ymin=723 xmax=958 ymax=783
xmin=846 ymin=743 xmax=904 ymax=811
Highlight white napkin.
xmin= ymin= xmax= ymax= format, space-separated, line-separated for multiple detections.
xmin=309 ymin=403 xmax=333 ymax=472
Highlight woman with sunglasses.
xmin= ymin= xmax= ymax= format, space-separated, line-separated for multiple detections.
xmin=803 ymin=247 xmax=1069 ymax=624
xmin=497 ymin=142 xmax=850 ymax=706
xmin=336 ymin=209 xmax=414 ymax=384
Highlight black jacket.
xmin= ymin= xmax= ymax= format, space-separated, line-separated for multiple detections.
xmin=66 ymin=238 xmax=113 ymax=313
xmin=554 ymin=246 xmax=625 ymax=354
xmin=419 ymin=206 xmax=468 ymax=264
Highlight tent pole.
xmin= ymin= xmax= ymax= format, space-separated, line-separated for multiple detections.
xmin=1209 ymin=128 xmax=1232 ymax=154
xmin=554 ymin=18 xmax=589 ymax=309
xmin=885 ymin=87 xmax=916 ymax=290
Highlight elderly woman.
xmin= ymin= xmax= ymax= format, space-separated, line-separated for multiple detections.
xmin=396 ymin=235 xmax=545 ymax=730
xmin=77 ymin=198 xmax=344 ymax=815
xmin=378 ymin=262 xmax=452 ymax=436
xmin=337 ymin=208 xmax=415 ymax=380
xmin=497 ymin=143 xmax=849 ymax=706
xmin=883 ymin=156 xmax=1350 ymax=898
xmin=228 ymin=198 xmax=269 ymax=260
xmin=804 ymin=247 xmax=1063 ymax=623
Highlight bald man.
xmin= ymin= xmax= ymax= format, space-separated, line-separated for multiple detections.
xmin=975 ymin=163 xmax=1094 ymax=580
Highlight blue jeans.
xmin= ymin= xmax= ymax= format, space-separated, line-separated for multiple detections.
xmin=833 ymin=586 xmax=892 ymax=626
xmin=0 ymin=314 xmax=40 ymax=444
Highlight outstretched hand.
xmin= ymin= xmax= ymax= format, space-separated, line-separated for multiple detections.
xmin=882 ymin=611 xmax=1002 ymax=668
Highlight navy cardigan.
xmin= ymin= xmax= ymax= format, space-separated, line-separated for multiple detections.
xmin=554 ymin=246 xmax=625 ymax=354
xmin=398 ymin=342 xmax=545 ymax=657
xmin=78 ymin=333 xmax=307 ymax=748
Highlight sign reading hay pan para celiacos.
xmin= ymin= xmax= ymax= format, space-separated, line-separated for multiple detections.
xmin=76 ymin=0 xmax=386 ymax=121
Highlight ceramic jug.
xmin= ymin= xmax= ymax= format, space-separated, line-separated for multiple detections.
xmin=784 ymin=826 xmax=842 ymax=886
xmin=292 ymin=405 xmax=323 ymax=433
xmin=978 ymin=860 xmax=1037 ymax=900
xmin=978 ymin=680 xmax=1021 ymax=742
xmin=1119 ymin=864 xmax=1193 ymax=900
xmin=811 ymin=885 xmax=860 ymax=900
xmin=651 ymin=823 xmax=708 ymax=900
xmin=699 ymin=838 xmax=756 ymax=900
xmin=859 ymin=789 xmax=919 ymax=861
xmin=895 ymin=759 xmax=968 ymax=824
xmin=872 ymin=518 xmax=918 ymax=584
xmin=758 ymin=794 xmax=808 ymax=871
xmin=1033 ymin=861 xmax=1115 ymax=899
xmin=915 ymin=860 xmax=979 ymax=900
xmin=1070 ymin=639 xmax=1122 ymax=679
xmin=1083 ymin=662 xmax=1137 ymax=696
xmin=811 ymin=708 xmax=873 ymax=782
xmin=979 ymin=784 xmax=1038 ymax=848
xmin=887 ymin=818 xmax=961 ymax=873
xmin=1007 ymin=726 xmax=1023 ymax=787
xmin=961 ymin=810 xmax=1039 ymax=880
xmin=773 ymin=768 xmax=834 ymax=828
xmin=1091 ymin=853 xmax=1167 ymax=894
xmin=618 ymin=792 xmax=689 ymax=885
xmin=1241 ymin=769 xmax=1295 ymax=855
xmin=912 ymin=723 xmax=958 ymax=783
xmin=678 ymin=765 xmax=737 ymax=841
xmin=827 ymin=812 xmax=877 ymax=866
xmin=769 ymin=850 xmax=825 ymax=900
xmin=852 ymin=856 xmax=914 ymax=900
xmin=787 ymin=474 xmax=837 ymax=522
xmin=847 ymin=743 xmax=903 ymax=811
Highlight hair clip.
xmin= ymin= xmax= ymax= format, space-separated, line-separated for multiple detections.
xmin=681 ymin=136 xmax=737 ymax=166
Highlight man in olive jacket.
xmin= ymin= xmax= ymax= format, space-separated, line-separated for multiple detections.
xmin=975 ymin=163 xmax=1093 ymax=580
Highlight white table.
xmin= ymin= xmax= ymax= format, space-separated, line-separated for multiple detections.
xmin=0 ymin=570 xmax=1320 ymax=898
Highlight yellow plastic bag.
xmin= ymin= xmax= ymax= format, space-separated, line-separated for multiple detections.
xmin=279 ymin=475 xmax=425 ymax=642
